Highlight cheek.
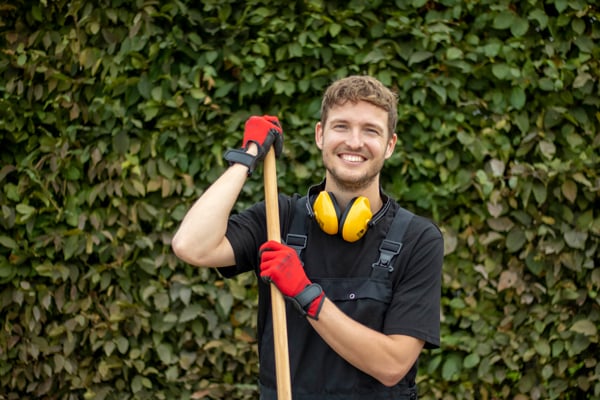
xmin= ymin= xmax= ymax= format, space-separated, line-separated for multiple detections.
xmin=317 ymin=134 xmax=336 ymax=151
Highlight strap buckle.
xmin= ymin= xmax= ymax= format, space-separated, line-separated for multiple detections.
xmin=372 ymin=239 xmax=402 ymax=272
xmin=285 ymin=234 xmax=307 ymax=257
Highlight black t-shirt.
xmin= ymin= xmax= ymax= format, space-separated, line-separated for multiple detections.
xmin=222 ymin=191 xmax=443 ymax=399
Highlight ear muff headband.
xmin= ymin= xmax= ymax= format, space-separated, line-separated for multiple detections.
xmin=312 ymin=191 xmax=372 ymax=242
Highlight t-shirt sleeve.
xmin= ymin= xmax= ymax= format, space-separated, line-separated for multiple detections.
xmin=218 ymin=194 xmax=295 ymax=278
xmin=383 ymin=217 xmax=444 ymax=349
xmin=218 ymin=201 xmax=268 ymax=278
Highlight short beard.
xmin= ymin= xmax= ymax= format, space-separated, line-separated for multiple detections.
xmin=324 ymin=161 xmax=383 ymax=193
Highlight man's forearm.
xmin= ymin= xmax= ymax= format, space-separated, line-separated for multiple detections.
xmin=171 ymin=160 xmax=251 ymax=267
xmin=308 ymin=298 xmax=424 ymax=387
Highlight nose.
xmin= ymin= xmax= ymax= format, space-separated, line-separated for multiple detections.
xmin=345 ymin=128 xmax=363 ymax=148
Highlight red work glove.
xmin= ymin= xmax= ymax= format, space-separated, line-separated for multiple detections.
xmin=224 ymin=115 xmax=283 ymax=175
xmin=259 ymin=240 xmax=325 ymax=320
xmin=242 ymin=115 xmax=283 ymax=159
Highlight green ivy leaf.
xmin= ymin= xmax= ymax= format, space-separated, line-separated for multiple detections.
xmin=510 ymin=86 xmax=526 ymax=110
xmin=463 ymin=353 xmax=480 ymax=369
xmin=0 ymin=236 xmax=18 ymax=249
xmin=563 ymin=230 xmax=587 ymax=249
xmin=506 ymin=229 xmax=526 ymax=252
xmin=528 ymin=9 xmax=548 ymax=29
xmin=329 ymin=23 xmax=342 ymax=37
xmin=157 ymin=343 xmax=176 ymax=365
xmin=561 ymin=180 xmax=577 ymax=203
xmin=493 ymin=11 xmax=515 ymax=30
xmin=409 ymin=51 xmax=434 ymax=65
xmin=534 ymin=339 xmax=551 ymax=357
xmin=442 ymin=353 xmax=462 ymax=381
xmin=217 ymin=292 xmax=234 ymax=316
xmin=446 ymin=47 xmax=463 ymax=60
xmin=179 ymin=304 xmax=203 ymax=323
xmin=570 ymin=319 xmax=598 ymax=337
xmin=16 ymin=204 xmax=36 ymax=217
xmin=491 ymin=63 xmax=511 ymax=80
xmin=510 ymin=17 xmax=530 ymax=37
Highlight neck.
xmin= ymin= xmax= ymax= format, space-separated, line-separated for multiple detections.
xmin=324 ymin=179 xmax=383 ymax=213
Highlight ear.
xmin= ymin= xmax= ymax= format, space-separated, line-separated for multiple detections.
xmin=315 ymin=122 xmax=324 ymax=150
xmin=384 ymin=132 xmax=398 ymax=159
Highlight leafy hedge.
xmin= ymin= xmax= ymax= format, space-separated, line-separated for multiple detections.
xmin=1 ymin=0 xmax=599 ymax=399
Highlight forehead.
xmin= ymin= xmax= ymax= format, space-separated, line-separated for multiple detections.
xmin=326 ymin=101 xmax=388 ymax=129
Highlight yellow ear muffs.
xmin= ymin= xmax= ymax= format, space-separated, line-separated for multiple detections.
xmin=312 ymin=192 xmax=372 ymax=242
xmin=339 ymin=196 xmax=372 ymax=242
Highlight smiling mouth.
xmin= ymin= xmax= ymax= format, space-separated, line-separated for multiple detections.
xmin=339 ymin=154 xmax=366 ymax=163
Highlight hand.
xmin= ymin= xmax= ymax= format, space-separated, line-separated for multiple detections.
xmin=242 ymin=115 xmax=283 ymax=159
xmin=224 ymin=115 xmax=283 ymax=175
xmin=259 ymin=240 xmax=325 ymax=319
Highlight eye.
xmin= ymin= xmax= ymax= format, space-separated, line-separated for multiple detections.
xmin=365 ymin=127 xmax=381 ymax=136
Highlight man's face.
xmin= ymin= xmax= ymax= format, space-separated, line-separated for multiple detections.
xmin=315 ymin=100 xmax=397 ymax=192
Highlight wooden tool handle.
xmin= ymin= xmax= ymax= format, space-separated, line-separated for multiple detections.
xmin=263 ymin=148 xmax=292 ymax=399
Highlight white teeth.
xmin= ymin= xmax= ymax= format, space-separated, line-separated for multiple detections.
xmin=341 ymin=154 xmax=364 ymax=162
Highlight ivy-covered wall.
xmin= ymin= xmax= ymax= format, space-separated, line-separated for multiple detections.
xmin=1 ymin=0 xmax=599 ymax=399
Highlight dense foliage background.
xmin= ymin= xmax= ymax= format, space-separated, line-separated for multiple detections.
xmin=1 ymin=0 xmax=599 ymax=399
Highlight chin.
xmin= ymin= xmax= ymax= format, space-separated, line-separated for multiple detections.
xmin=329 ymin=173 xmax=378 ymax=192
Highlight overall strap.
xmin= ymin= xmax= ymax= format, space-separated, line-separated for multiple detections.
xmin=371 ymin=207 xmax=415 ymax=280
xmin=285 ymin=195 xmax=308 ymax=259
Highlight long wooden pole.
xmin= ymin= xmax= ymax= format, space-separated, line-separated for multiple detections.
xmin=263 ymin=148 xmax=292 ymax=399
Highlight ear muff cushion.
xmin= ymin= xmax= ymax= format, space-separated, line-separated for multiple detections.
xmin=313 ymin=191 xmax=340 ymax=235
xmin=340 ymin=196 xmax=372 ymax=242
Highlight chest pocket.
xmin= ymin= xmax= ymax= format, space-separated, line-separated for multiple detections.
xmin=316 ymin=277 xmax=392 ymax=303
xmin=314 ymin=277 xmax=392 ymax=331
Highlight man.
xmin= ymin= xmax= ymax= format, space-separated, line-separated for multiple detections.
xmin=172 ymin=75 xmax=444 ymax=399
